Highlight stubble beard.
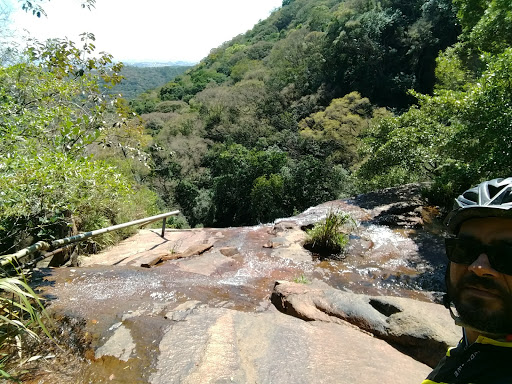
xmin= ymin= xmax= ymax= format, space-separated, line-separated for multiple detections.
xmin=448 ymin=274 xmax=512 ymax=335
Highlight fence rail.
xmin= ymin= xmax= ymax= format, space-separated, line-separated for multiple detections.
xmin=0 ymin=210 xmax=180 ymax=267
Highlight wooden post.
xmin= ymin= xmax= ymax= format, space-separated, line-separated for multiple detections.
xmin=161 ymin=217 xmax=167 ymax=238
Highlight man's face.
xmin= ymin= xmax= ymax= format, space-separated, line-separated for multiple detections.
xmin=448 ymin=217 xmax=512 ymax=334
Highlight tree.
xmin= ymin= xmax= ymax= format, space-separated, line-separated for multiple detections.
xmin=251 ymin=174 xmax=285 ymax=223
xmin=356 ymin=96 xmax=458 ymax=192
xmin=267 ymin=28 xmax=326 ymax=98
xmin=1 ymin=34 xmax=123 ymax=156
xmin=17 ymin=0 xmax=96 ymax=17
xmin=298 ymin=92 xmax=378 ymax=166
xmin=323 ymin=0 xmax=459 ymax=107
xmin=206 ymin=144 xmax=288 ymax=226
xmin=0 ymin=35 xmax=157 ymax=254
xmin=455 ymin=0 xmax=512 ymax=54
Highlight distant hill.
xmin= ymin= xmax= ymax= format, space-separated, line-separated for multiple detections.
xmin=123 ymin=61 xmax=197 ymax=68
xmin=110 ymin=65 xmax=192 ymax=99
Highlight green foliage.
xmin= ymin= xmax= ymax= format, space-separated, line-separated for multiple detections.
xmin=304 ymin=211 xmax=352 ymax=259
xmin=356 ymin=0 xmax=512 ymax=205
xmin=160 ymin=81 xmax=186 ymax=101
xmin=267 ymin=28 xmax=326 ymax=97
xmin=447 ymin=49 xmax=512 ymax=181
xmin=323 ymin=0 xmax=459 ymax=106
xmin=435 ymin=46 xmax=475 ymax=91
xmin=251 ymin=174 xmax=285 ymax=223
xmin=356 ymin=96 xmax=459 ymax=192
xmin=0 ymin=36 xmax=159 ymax=255
xmin=454 ymin=0 xmax=512 ymax=54
xmin=0 ymin=272 xmax=51 ymax=379
xmin=0 ymin=150 xmax=158 ymax=253
xmin=109 ymin=65 xmax=190 ymax=100
xmin=129 ymin=90 xmax=160 ymax=114
xmin=127 ymin=0 xmax=462 ymax=226
xmin=19 ymin=0 xmax=96 ymax=18
xmin=299 ymin=92 xmax=378 ymax=166
xmin=194 ymin=80 xmax=272 ymax=146
xmin=1 ymin=35 xmax=125 ymax=157
xmin=207 ymin=144 xmax=288 ymax=226
xmin=284 ymin=156 xmax=353 ymax=209
xmin=293 ymin=274 xmax=310 ymax=284
xmin=160 ymin=69 xmax=227 ymax=102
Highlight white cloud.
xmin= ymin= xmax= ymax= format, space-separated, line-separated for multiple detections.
xmin=8 ymin=0 xmax=282 ymax=62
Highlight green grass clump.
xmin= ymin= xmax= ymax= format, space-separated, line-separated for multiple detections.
xmin=0 ymin=270 xmax=52 ymax=380
xmin=293 ymin=274 xmax=310 ymax=284
xmin=303 ymin=211 xmax=353 ymax=260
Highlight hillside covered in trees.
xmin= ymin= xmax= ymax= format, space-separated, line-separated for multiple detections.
xmin=1 ymin=0 xmax=511 ymax=254
xmin=133 ymin=0 xmax=463 ymax=227
xmin=109 ymin=65 xmax=191 ymax=100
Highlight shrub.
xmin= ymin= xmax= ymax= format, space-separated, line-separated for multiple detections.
xmin=0 ymin=151 xmax=159 ymax=254
xmin=303 ymin=211 xmax=353 ymax=260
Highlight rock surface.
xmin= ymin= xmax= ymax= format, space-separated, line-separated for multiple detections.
xmin=271 ymin=280 xmax=459 ymax=367
xmin=28 ymin=185 xmax=455 ymax=383
xmin=149 ymin=304 xmax=431 ymax=384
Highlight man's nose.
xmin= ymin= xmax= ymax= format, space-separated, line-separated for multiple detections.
xmin=468 ymin=253 xmax=499 ymax=277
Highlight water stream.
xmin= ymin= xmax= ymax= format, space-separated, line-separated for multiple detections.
xmin=29 ymin=199 xmax=447 ymax=383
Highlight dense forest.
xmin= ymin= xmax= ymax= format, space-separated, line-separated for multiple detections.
xmin=1 ymin=0 xmax=511 ymax=255
xmin=132 ymin=0 xmax=461 ymax=227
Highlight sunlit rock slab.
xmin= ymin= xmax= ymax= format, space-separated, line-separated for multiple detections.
xmin=271 ymin=280 xmax=460 ymax=367
xmin=149 ymin=305 xmax=431 ymax=384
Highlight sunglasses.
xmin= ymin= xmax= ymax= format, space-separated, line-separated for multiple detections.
xmin=445 ymin=237 xmax=512 ymax=275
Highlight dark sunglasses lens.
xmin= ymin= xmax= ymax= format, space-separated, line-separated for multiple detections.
xmin=445 ymin=238 xmax=476 ymax=264
xmin=445 ymin=238 xmax=512 ymax=275
xmin=489 ymin=244 xmax=512 ymax=274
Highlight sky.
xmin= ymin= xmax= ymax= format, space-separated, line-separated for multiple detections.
xmin=6 ymin=0 xmax=282 ymax=63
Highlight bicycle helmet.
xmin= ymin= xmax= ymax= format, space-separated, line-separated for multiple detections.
xmin=445 ymin=177 xmax=512 ymax=234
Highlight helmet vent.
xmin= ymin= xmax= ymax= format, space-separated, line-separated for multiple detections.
xmin=488 ymin=184 xmax=502 ymax=198
xmin=462 ymin=191 xmax=479 ymax=204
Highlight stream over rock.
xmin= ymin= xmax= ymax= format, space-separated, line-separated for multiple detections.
xmin=28 ymin=184 xmax=457 ymax=383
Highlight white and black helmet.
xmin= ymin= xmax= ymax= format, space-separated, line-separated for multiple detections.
xmin=445 ymin=177 xmax=512 ymax=234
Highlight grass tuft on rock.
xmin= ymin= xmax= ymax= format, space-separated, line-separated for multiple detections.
xmin=303 ymin=211 xmax=353 ymax=260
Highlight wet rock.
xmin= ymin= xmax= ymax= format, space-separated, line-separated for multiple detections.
xmin=172 ymin=250 xmax=234 ymax=276
xmin=271 ymin=280 xmax=459 ymax=368
xmin=165 ymin=300 xmax=203 ymax=322
xmin=30 ymin=184 xmax=452 ymax=382
xmin=346 ymin=183 xmax=441 ymax=229
xmin=349 ymin=183 xmax=426 ymax=211
xmin=370 ymin=203 xmax=424 ymax=228
xmin=268 ymin=226 xmax=310 ymax=262
xmin=271 ymin=243 xmax=311 ymax=263
xmin=95 ymin=323 xmax=135 ymax=362
xmin=269 ymin=221 xmax=299 ymax=234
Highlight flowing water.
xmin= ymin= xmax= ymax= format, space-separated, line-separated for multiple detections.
xmin=28 ymin=199 xmax=447 ymax=383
